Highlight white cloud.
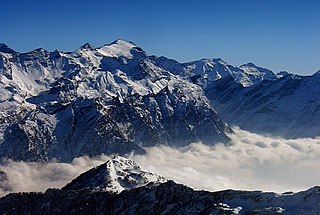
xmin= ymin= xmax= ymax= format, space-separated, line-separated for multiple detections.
xmin=1 ymin=127 xmax=320 ymax=197
xmin=0 ymin=155 xmax=110 ymax=197
xmin=132 ymin=127 xmax=320 ymax=193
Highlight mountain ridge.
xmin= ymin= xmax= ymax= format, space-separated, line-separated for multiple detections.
xmin=62 ymin=155 xmax=166 ymax=193
xmin=1 ymin=39 xmax=320 ymax=162
xmin=0 ymin=39 xmax=232 ymax=162
xmin=0 ymin=156 xmax=319 ymax=214
xmin=1 ymin=40 xmax=319 ymax=76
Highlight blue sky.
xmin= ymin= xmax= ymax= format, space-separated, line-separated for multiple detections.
xmin=1 ymin=0 xmax=319 ymax=75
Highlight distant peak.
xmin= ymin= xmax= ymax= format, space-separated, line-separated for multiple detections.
xmin=0 ymin=43 xmax=9 ymax=49
xmin=0 ymin=43 xmax=17 ymax=54
xmin=110 ymin=155 xmax=136 ymax=165
xmin=213 ymin=57 xmax=223 ymax=62
xmin=50 ymin=49 xmax=62 ymax=58
xmin=63 ymin=156 xmax=166 ymax=193
xmin=29 ymin=48 xmax=49 ymax=55
xmin=80 ymin=42 xmax=95 ymax=49
xmin=33 ymin=48 xmax=46 ymax=52
xmin=191 ymin=58 xmax=225 ymax=64
xmin=98 ymin=39 xmax=139 ymax=59
xmin=241 ymin=62 xmax=257 ymax=67
xmin=212 ymin=58 xmax=228 ymax=64
xmin=110 ymin=39 xmax=137 ymax=47
xmin=276 ymin=71 xmax=290 ymax=77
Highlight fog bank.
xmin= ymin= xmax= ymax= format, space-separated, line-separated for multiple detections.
xmin=133 ymin=127 xmax=320 ymax=192
xmin=1 ymin=127 xmax=319 ymax=196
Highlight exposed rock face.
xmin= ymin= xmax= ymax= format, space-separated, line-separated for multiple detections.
xmin=0 ymin=40 xmax=232 ymax=162
xmin=151 ymin=54 xmax=320 ymax=139
xmin=63 ymin=156 xmax=166 ymax=193
xmin=1 ymin=39 xmax=320 ymax=162
xmin=205 ymin=73 xmax=320 ymax=138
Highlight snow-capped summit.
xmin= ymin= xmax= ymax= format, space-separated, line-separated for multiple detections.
xmin=180 ymin=59 xmax=278 ymax=87
xmin=97 ymin=39 xmax=138 ymax=59
xmin=0 ymin=39 xmax=232 ymax=162
xmin=63 ymin=156 xmax=166 ymax=193
xmin=110 ymin=39 xmax=137 ymax=46
xmin=207 ymin=63 xmax=320 ymax=138
xmin=181 ymin=58 xmax=237 ymax=88
xmin=276 ymin=71 xmax=290 ymax=78
xmin=183 ymin=58 xmax=232 ymax=80
xmin=1 ymin=39 xmax=318 ymax=162
xmin=239 ymin=62 xmax=277 ymax=85
xmin=239 ymin=62 xmax=276 ymax=78
xmin=80 ymin=42 xmax=95 ymax=50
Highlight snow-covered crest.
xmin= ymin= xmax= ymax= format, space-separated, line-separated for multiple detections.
xmin=63 ymin=156 xmax=166 ymax=193
xmin=1 ymin=39 xmax=319 ymax=162
xmin=97 ymin=39 xmax=137 ymax=59
xmin=0 ymin=39 xmax=232 ymax=162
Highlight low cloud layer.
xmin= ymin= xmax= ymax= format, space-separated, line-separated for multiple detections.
xmin=133 ymin=127 xmax=320 ymax=193
xmin=1 ymin=127 xmax=320 ymax=197
xmin=0 ymin=155 xmax=110 ymax=196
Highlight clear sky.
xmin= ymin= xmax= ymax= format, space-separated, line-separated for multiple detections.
xmin=1 ymin=0 xmax=319 ymax=75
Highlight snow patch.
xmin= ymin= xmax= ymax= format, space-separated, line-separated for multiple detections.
xmin=97 ymin=40 xmax=136 ymax=59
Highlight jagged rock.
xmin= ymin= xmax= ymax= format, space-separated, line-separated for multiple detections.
xmin=63 ymin=156 xmax=166 ymax=193
xmin=0 ymin=157 xmax=319 ymax=214
xmin=0 ymin=40 xmax=231 ymax=162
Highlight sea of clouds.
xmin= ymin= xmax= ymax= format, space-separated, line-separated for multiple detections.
xmin=1 ymin=127 xmax=320 ymax=196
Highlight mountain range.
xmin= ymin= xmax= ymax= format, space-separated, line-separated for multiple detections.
xmin=0 ymin=40 xmax=231 ymax=161
xmin=0 ymin=39 xmax=319 ymax=161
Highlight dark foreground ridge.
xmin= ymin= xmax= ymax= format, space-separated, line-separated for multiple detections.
xmin=0 ymin=156 xmax=319 ymax=214
xmin=0 ymin=181 xmax=319 ymax=215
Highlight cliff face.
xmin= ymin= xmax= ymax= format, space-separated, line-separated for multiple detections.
xmin=0 ymin=40 xmax=231 ymax=162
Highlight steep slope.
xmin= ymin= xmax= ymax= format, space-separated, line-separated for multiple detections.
xmin=63 ymin=156 xmax=166 ymax=193
xmin=0 ymin=40 xmax=231 ymax=162
xmin=1 ymin=38 xmax=319 ymax=161
xmin=206 ymin=73 xmax=320 ymax=138
xmin=0 ymin=158 xmax=319 ymax=214
xmin=180 ymin=59 xmax=277 ymax=87
xmin=152 ymin=54 xmax=320 ymax=138
xmin=239 ymin=62 xmax=278 ymax=86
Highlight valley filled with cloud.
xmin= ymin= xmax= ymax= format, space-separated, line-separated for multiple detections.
xmin=1 ymin=127 xmax=319 ymax=197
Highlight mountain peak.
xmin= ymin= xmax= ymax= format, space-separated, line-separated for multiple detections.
xmin=186 ymin=58 xmax=228 ymax=67
xmin=0 ymin=43 xmax=17 ymax=54
xmin=276 ymin=71 xmax=290 ymax=78
xmin=241 ymin=62 xmax=257 ymax=68
xmin=63 ymin=156 xmax=166 ymax=193
xmin=80 ymin=42 xmax=95 ymax=50
xmin=211 ymin=57 xmax=223 ymax=62
xmin=97 ymin=39 xmax=138 ymax=59
xmin=111 ymin=39 xmax=137 ymax=47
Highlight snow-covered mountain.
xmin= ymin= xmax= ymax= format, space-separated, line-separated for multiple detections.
xmin=151 ymin=56 xmax=279 ymax=88
xmin=144 ymin=53 xmax=320 ymax=138
xmin=0 ymin=40 xmax=232 ymax=162
xmin=179 ymin=59 xmax=277 ymax=87
xmin=1 ymin=39 xmax=320 ymax=161
xmin=63 ymin=156 xmax=166 ymax=193
xmin=0 ymin=157 xmax=319 ymax=214
xmin=206 ymin=72 xmax=320 ymax=138
xmin=239 ymin=62 xmax=278 ymax=86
